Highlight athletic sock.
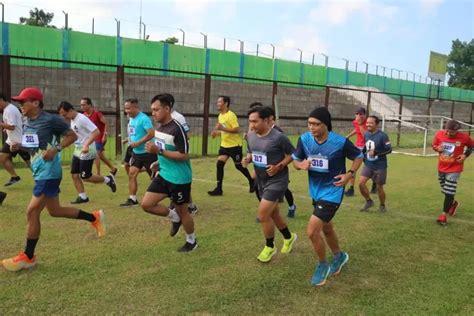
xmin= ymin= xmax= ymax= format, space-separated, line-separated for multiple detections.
xmin=279 ymin=227 xmax=292 ymax=239
xmin=104 ymin=176 xmax=110 ymax=184
xmin=266 ymin=237 xmax=274 ymax=248
xmin=443 ymin=194 xmax=454 ymax=213
xmin=186 ymin=233 xmax=196 ymax=244
xmin=167 ymin=208 xmax=181 ymax=222
xmin=79 ymin=192 xmax=88 ymax=200
xmin=129 ymin=195 xmax=137 ymax=202
xmin=285 ymin=189 xmax=294 ymax=206
xmin=77 ymin=210 xmax=96 ymax=222
xmin=216 ymin=160 xmax=225 ymax=190
xmin=24 ymin=238 xmax=39 ymax=259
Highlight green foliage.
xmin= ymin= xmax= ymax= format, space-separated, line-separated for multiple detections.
xmin=1 ymin=155 xmax=473 ymax=313
xmin=447 ymin=39 xmax=474 ymax=89
xmin=19 ymin=8 xmax=56 ymax=28
xmin=162 ymin=36 xmax=179 ymax=45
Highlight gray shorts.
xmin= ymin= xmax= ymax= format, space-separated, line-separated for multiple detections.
xmin=361 ymin=165 xmax=387 ymax=185
xmin=438 ymin=172 xmax=461 ymax=195
xmin=258 ymin=179 xmax=287 ymax=202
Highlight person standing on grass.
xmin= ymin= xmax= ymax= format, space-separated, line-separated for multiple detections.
xmin=2 ymin=87 xmax=106 ymax=272
xmin=0 ymin=93 xmax=31 ymax=186
xmin=58 ymin=101 xmax=117 ymax=204
xmin=120 ymin=98 xmax=156 ymax=207
xmin=359 ymin=115 xmax=392 ymax=213
xmin=247 ymin=102 xmax=297 ymax=219
xmin=243 ymin=106 xmax=297 ymax=262
xmin=142 ymin=93 xmax=197 ymax=252
xmin=432 ymin=119 xmax=473 ymax=226
xmin=345 ymin=107 xmax=375 ymax=196
xmin=80 ymin=97 xmax=118 ymax=176
xmin=292 ymin=107 xmax=363 ymax=286
xmin=208 ymin=96 xmax=254 ymax=196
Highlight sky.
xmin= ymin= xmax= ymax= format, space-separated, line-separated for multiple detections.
xmin=1 ymin=0 xmax=473 ymax=82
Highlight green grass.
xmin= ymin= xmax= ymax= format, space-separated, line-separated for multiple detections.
xmin=1 ymin=155 xmax=473 ymax=314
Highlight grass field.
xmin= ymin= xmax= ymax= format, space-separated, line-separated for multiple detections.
xmin=1 ymin=154 xmax=473 ymax=314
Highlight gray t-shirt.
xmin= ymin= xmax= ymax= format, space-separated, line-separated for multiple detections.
xmin=247 ymin=128 xmax=295 ymax=185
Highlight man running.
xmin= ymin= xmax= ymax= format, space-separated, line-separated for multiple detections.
xmin=359 ymin=115 xmax=392 ymax=212
xmin=208 ymin=96 xmax=254 ymax=196
xmin=293 ymin=107 xmax=363 ymax=286
xmin=345 ymin=107 xmax=375 ymax=196
xmin=120 ymin=98 xmax=156 ymax=207
xmin=247 ymin=102 xmax=297 ymax=218
xmin=142 ymin=93 xmax=197 ymax=252
xmin=243 ymin=106 xmax=297 ymax=262
xmin=432 ymin=119 xmax=473 ymax=226
xmin=58 ymin=101 xmax=116 ymax=204
xmin=2 ymin=87 xmax=105 ymax=272
xmin=0 ymin=93 xmax=31 ymax=186
xmin=80 ymin=97 xmax=118 ymax=176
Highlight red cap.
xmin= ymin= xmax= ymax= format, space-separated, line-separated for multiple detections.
xmin=11 ymin=87 xmax=43 ymax=102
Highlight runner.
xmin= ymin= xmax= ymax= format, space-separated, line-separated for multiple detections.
xmin=58 ymin=101 xmax=116 ymax=204
xmin=208 ymin=96 xmax=254 ymax=196
xmin=359 ymin=115 xmax=392 ymax=212
xmin=432 ymin=119 xmax=473 ymax=225
xmin=243 ymin=106 xmax=297 ymax=262
xmin=142 ymin=93 xmax=197 ymax=252
xmin=80 ymin=97 xmax=118 ymax=176
xmin=120 ymin=98 xmax=156 ymax=207
xmin=2 ymin=87 xmax=105 ymax=272
xmin=345 ymin=107 xmax=375 ymax=196
xmin=0 ymin=93 xmax=31 ymax=186
xmin=292 ymin=107 xmax=363 ymax=286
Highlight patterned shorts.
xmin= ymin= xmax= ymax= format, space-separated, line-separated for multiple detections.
xmin=438 ymin=172 xmax=461 ymax=195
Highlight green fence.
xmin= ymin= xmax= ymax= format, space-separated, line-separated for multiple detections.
xmin=1 ymin=22 xmax=473 ymax=102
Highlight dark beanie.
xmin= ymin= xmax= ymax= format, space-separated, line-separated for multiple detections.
xmin=309 ymin=107 xmax=332 ymax=131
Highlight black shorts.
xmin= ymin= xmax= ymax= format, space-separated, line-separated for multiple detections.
xmin=218 ymin=146 xmax=243 ymax=163
xmin=71 ymin=156 xmax=94 ymax=179
xmin=1 ymin=143 xmax=30 ymax=161
xmin=147 ymin=175 xmax=191 ymax=205
xmin=312 ymin=200 xmax=340 ymax=223
xmin=123 ymin=146 xmax=133 ymax=164
xmin=130 ymin=152 xmax=157 ymax=175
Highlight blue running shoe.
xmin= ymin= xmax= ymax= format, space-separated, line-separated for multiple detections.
xmin=311 ymin=262 xmax=330 ymax=286
xmin=329 ymin=252 xmax=349 ymax=276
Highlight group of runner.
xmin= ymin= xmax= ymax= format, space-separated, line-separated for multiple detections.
xmin=0 ymin=87 xmax=472 ymax=287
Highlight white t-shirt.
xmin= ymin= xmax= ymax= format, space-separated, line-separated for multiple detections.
xmin=71 ymin=112 xmax=98 ymax=159
xmin=2 ymin=103 xmax=23 ymax=145
xmin=171 ymin=110 xmax=190 ymax=133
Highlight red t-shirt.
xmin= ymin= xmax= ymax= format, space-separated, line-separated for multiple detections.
xmin=432 ymin=130 xmax=473 ymax=173
xmin=84 ymin=110 xmax=105 ymax=143
xmin=352 ymin=118 xmax=368 ymax=148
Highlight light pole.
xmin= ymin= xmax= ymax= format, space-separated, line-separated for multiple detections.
xmin=179 ymin=28 xmax=185 ymax=46
xmin=140 ymin=22 xmax=146 ymax=40
xmin=270 ymin=44 xmax=275 ymax=59
xmin=256 ymin=43 xmax=259 ymax=56
xmin=200 ymin=32 xmax=207 ymax=48
xmin=0 ymin=2 xmax=4 ymax=24
xmin=92 ymin=17 xmax=94 ymax=34
xmin=312 ymin=53 xmax=315 ymax=65
xmin=342 ymin=58 xmax=349 ymax=85
xmin=321 ymin=53 xmax=328 ymax=67
xmin=362 ymin=62 xmax=369 ymax=73
xmin=297 ymin=48 xmax=302 ymax=63
xmin=114 ymin=18 xmax=120 ymax=37
xmin=62 ymin=11 xmax=68 ymax=30
xmin=238 ymin=39 xmax=244 ymax=54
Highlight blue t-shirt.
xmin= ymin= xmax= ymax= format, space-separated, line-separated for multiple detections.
xmin=22 ymin=111 xmax=70 ymax=180
xmin=128 ymin=112 xmax=153 ymax=154
xmin=292 ymin=131 xmax=363 ymax=204
xmin=363 ymin=130 xmax=391 ymax=170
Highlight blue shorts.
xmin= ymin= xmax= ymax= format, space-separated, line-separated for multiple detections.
xmin=33 ymin=179 xmax=62 ymax=198
xmin=95 ymin=142 xmax=104 ymax=152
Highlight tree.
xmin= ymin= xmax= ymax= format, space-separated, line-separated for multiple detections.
xmin=19 ymin=8 xmax=56 ymax=28
xmin=447 ymin=39 xmax=474 ymax=89
xmin=162 ymin=37 xmax=179 ymax=45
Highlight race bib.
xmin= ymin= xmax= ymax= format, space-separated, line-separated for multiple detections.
xmin=252 ymin=152 xmax=268 ymax=168
xmin=308 ymin=155 xmax=329 ymax=173
xmin=442 ymin=142 xmax=455 ymax=156
xmin=22 ymin=133 xmax=39 ymax=148
xmin=128 ymin=126 xmax=136 ymax=136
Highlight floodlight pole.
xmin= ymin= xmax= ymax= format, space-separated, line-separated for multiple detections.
xmin=179 ymin=28 xmax=185 ymax=46
xmin=297 ymin=48 xmax=302 ymax=63
xmin=92 ymin=18 xmax=94 ymax=34
xmin=200 ymin=32 xmax=207 ymax=48
xmin=62 ymin=11 xmax=68 ymax=30
xmin=312 ymin=53 xmax=315 ymax=65
xmin=271 ymin=44 xmax=275 ymax=59
xmin=140 ymin=21 xmax=146 ymax=40
xmin=115 ymin=18 xmax=120 ymax=37
xmin=238 ymin=40 xmax=244 ymax=54
xmin=0 ymin=3 xmax=4 ymax=23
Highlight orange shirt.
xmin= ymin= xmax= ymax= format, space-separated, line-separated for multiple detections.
xmin=432 ymin=130 xmax=473 ymax=173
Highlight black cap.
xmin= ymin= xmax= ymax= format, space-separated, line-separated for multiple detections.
xmin=356 ymin=107 xmax=366 ymax=115
xmin=309 ymin=107 xmax=332 ymax=131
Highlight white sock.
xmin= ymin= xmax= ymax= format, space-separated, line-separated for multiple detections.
xmin=104 ymin=176 xmax=110 ymax=184
xmin=289 ymin=205 xmax=296 ymax=211
xmin=186 ymin=233 xmax=196 ymax=244
xmin=129 ymin=195 xmax=137 ymax=202
xmin=79 ymin=192 xmax=87 ymax=199
xmin=167 ymin=208 xmax=181 ymax=222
